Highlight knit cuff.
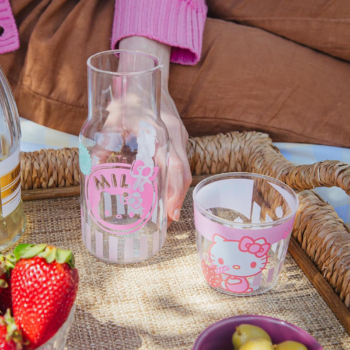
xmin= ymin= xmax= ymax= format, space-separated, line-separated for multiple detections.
xmin=0 ymin=0 xmax=20 ymax=54
xmin=111 ymin=0 xmax=207 ymax=65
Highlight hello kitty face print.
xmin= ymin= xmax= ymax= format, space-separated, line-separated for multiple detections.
xmin=85 ymin=121 xmax=159 ymax=234
xmin=209 ymin=235 xmax=270 ymax=278
xmin=202 ymin=234 xmax=270 ymax=294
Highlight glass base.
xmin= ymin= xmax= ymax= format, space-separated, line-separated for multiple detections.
xmin=0 ymin=207 xmax=27 ymax=252
xmin=36 ymin=304 xmax=76 ymax=350
xmin=203 ymin=276 xmax=280 ymax=297
xmin=82 ymin=218 xmax=167 ymax=264
xmin=84 ymin=238 xmax=166 ymax=264
xmin=0 ymin=227 xmax=25 ymax=252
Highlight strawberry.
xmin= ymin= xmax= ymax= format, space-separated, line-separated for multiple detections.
xmin=0 ymin=309 xmax=23 ymax=350
xmin=0 ymin=255 xmax=15 ymax=315
xmin=0 ymin=282 xmax=13 ymax=317
xmin=11 ymin=244 xmax=79 ymax=349
xmin=201 ymin=260 xmax=222 ymax=288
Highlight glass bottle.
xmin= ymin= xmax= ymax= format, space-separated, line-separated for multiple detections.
xmin=0 ymin=67 xmax=26 ymax=251
xmin=80 ymin=50 xmax=169 ymax=264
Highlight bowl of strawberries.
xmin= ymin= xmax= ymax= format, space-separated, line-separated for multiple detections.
xmin=0 ymin=244 xmax=79 ymax=350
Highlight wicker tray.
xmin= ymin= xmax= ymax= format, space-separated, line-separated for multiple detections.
xmin=19 ymin=131 xmax=350 ymax=334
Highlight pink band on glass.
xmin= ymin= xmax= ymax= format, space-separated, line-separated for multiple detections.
xmin=0 ymin=0 xmax=20 ymax=54
xmin=194 ymin=207 xmax=295 ymax=245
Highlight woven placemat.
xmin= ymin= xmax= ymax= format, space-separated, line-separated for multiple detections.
xmin=20 ymin=189 xmax=350 ymax=350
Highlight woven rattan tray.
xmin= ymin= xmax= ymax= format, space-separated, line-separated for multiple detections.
xmin=19 ymin=131 xmax=350 ymax=335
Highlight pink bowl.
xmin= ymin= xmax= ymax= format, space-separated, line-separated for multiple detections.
xmin=193 ymin=315 xmax=323 ymax=350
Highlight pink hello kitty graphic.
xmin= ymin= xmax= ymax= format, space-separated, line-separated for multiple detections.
xmin=204 ymin=234 xmax=270 ymax=293
xmin=130 ymin=159 xmax=159 ymax=192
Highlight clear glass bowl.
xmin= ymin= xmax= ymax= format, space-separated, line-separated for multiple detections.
xmin=36 ymin=304 xmax=76 ymax=350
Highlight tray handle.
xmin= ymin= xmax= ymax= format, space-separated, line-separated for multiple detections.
xmin=187 ymin=132 xmax=350 ymax=195
xmin=20 ymin=131 xmax=350 ymax=196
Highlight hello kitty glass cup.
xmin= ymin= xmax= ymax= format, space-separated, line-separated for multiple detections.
xmin=193 ymin=173 xmax=299 ymax=296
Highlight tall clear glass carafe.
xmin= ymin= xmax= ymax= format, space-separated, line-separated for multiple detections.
xmin=80 ymin=50 xmax=169 ymax=264
xmin=0 ymin=67 xmax=26 ymax=251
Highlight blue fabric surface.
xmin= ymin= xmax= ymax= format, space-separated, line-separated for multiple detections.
xmin=276 ymin=143 xmax=350 ymax=226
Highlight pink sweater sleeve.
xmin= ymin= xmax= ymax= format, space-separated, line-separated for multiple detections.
xmin=0 ymin=0 xmax=20 ymax=54
xmin=111 ymin=0 xmax=208 ymax=65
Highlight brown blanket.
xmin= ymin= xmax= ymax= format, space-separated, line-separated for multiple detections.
xmin=1 ymin=0 xmax=350 ymax=147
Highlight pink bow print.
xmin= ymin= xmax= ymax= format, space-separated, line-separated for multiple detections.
xmin=239 ymin=237 xmax=270 ymax=258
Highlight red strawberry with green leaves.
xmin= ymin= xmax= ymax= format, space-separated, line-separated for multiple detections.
xmin=11 ymin=244 xmax=79 ymax=349
xmin=0 ymin=254 xmax=15 ymax=315
xmin=201 ymin=260 xmax=222 ymax=288
xmin=0 ymin=309 xmax=23 ymax=350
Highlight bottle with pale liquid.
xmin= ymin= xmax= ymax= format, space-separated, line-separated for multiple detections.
xmin=0 ymin=67 xmax=26 ymax=251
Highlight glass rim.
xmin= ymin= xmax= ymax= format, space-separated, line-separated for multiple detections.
xmin=87 ymin=49 xmax=163 ymax=76
xmin=193 ymin=172 xmax=299 ymax=228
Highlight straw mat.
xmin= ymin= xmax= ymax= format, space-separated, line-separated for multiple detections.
xmin=20 ymin=189 xmax=350 ymax=350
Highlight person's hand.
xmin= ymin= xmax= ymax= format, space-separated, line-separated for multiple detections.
xmin=160 ymin=87 xmax=192 ymax=225
xmin=119 ymin=36 xmax=192 ymax=225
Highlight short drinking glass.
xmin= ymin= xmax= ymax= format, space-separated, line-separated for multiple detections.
xmin=193 ymin=173 xmax=299 ymax=296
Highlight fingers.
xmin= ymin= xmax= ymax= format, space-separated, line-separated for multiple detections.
xmin=160 ymin=93 xmax=192 ymax=225
xmin=167 ymin=142 xmax=187 ymax=223
xmin=172 ymin=134 xmax=192 ymax=206
xmin=167 ymin=140 xmax=192 ymax=226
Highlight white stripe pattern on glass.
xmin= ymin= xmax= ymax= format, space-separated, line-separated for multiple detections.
xmin=139 ymin=236 xmax=148 ymax=260
xmin=109 ymin=236 xmax=119 ymax=263
xmin=85 ymin=223 xmax=91 ymax=252
xmin=81 ymin=212 xmax=85 ymax=244
xmin=267 ymin=267 xmax=275 ymax=283
xmin=124 ymin=238 xmax=134 ymax=262
xmin=153 ymin=230 xmax=160 ymax=256
xmin=95 ymin=230 xmax=103 ymax=259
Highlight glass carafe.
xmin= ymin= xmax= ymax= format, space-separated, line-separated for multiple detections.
xmin=0 ymin=67 xmax=26 ymax=251
xmin=80 ymin=50 xmax=169 ymax=264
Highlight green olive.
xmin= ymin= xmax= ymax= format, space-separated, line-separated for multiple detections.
xmin=274 ymin=341 xmax=308 ymax=350
xmin=239 ymin=338 xmax=274 ymax=350
xmin=232 ymin=324 xmax=272 ymax=349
